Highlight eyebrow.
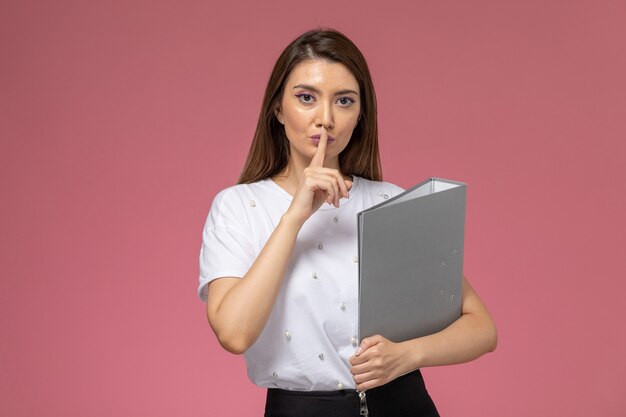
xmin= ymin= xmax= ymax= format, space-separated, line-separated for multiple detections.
xmin=292 ymin=84 xmax=359 ymax=96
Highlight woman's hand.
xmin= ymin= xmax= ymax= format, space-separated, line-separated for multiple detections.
xmin=349 ymin=335 xmax=414 ymax=391
xmin=286 ymin=127 xmax=352 ymax=224
xmin=348 ymin=278 xmax=497 ymax=390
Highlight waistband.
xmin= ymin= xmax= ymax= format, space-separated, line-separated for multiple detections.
xmin=264 ymin=370 xmax=439 ymax=417
xmin=268 ymin=387 xmax=360 ymax=397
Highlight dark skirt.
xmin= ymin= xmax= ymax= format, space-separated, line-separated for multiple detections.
xmin=264 ymin=370 xmax=439 ymax=417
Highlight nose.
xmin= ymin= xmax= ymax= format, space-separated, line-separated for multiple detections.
xmin=315 ymin=101 xmax=334 ymax=130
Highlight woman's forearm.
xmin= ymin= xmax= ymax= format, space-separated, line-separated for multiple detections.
xmin=207 ymin=212 xmax=304 ymax=354
xmin=349 ymin=277 xmax=497 ymax=391
xmin=403 ymin=278 xmax=497 ymax=369
xmin=403 ymin=310 xmax=497 ymax=370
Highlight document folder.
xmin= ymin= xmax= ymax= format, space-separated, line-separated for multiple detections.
xmin=358 ymin=178 xmax=466 ymax=343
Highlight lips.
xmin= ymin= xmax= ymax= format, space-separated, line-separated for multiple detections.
xmin=310 ymin=134 xmax=336 ymax=143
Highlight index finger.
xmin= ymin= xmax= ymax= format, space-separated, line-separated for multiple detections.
xmin=309 ymin=126 xmax=328 ymax=167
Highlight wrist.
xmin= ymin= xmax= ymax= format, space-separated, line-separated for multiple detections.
xmin=403 ymin=338 xmax=426 ymax=371
xmin=280 ymin=210 xmax=307 ymax=230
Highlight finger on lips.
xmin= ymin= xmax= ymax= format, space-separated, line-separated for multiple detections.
xmin=310 ymin=126 xmax=328 ymax=168
xmin=309 ymin=126 xmax=352 ymax=207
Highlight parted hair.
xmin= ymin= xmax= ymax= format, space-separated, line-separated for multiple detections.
xmin=238 ymin=28 xmax=382 ymax=184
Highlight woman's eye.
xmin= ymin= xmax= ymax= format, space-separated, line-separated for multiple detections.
xmin=296 ymin=94 xmax=314 ymax=103
xmin=337 ymin=97 xmax=355 ymax=106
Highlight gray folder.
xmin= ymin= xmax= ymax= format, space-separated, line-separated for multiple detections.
xmin=357 ymin=178 xmax=466 ymax=343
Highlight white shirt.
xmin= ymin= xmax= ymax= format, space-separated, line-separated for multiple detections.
xmin=198 ymin=176 xmax=404 ymax=390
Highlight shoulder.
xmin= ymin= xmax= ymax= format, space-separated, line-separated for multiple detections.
xmin=354 ymin=176 xmax=405 ymax=196
xmin=207 ymin=179 xmax=289 ymax=227
xmin=210 ymin=180 xmax=274 ymax=211
xmin=206 ymin=181 xmax=270 ymax=226
xmin=212 ymin=181 xmax=268 ymax=203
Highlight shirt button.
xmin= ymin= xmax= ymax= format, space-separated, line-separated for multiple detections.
xmin=318 ymin=353 xmax=324 ymax=360
xmin=351 ymin=336 xmax=358 ymax=346
xmin=337 ymin=382 xmax=345 ymax=389
xmin=383 ymin=194 xmax=389 ymax=199
xmin=284 ymin=331 xmax=291 ymax=341
xmin=272 ymin=371 xmax=278 ymax=378
xmin=318 ymin=243 xmax=324 ymax=250
xmin=249 ymin=200 xmax=256 ymax=207
xmin=352 ymin=256 xmax=359 ymax=263
xmin=340 ymin=302 xmax=346 ymax=311
xmin=312 ymin=272 xmax=317 ymax=279
xmin=333 ymin=216 xmax=338 ymax=223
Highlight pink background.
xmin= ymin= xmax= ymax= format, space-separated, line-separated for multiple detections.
xmin=2 ymin=0 xmax=625 ymax=415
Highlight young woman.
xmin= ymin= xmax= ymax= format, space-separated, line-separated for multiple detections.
xmin=198 ymin=28 xmax=497 ymax=417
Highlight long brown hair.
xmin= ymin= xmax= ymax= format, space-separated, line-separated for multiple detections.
xmin=238 ymin=28 xmax=382 ymax=184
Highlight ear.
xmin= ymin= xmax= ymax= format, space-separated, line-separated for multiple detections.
xmin=274 ymin=106 xmax=284 ymax=125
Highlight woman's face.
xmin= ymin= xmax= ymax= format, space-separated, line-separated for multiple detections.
xmin=275 ymin=59 xmax=361 ymax=171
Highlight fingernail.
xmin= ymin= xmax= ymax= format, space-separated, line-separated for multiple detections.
xmin=355 ymin=347 xmax=362 ymax=356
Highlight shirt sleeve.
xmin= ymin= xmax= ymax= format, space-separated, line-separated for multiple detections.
xmin=198 ymin=188 xmax=255 ymax=302
xmin=388 ymin=182 xmax=406 ymax=195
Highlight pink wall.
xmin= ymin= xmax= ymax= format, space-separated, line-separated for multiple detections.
xmin=1 ymin=0 xmax=625 ymax=415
